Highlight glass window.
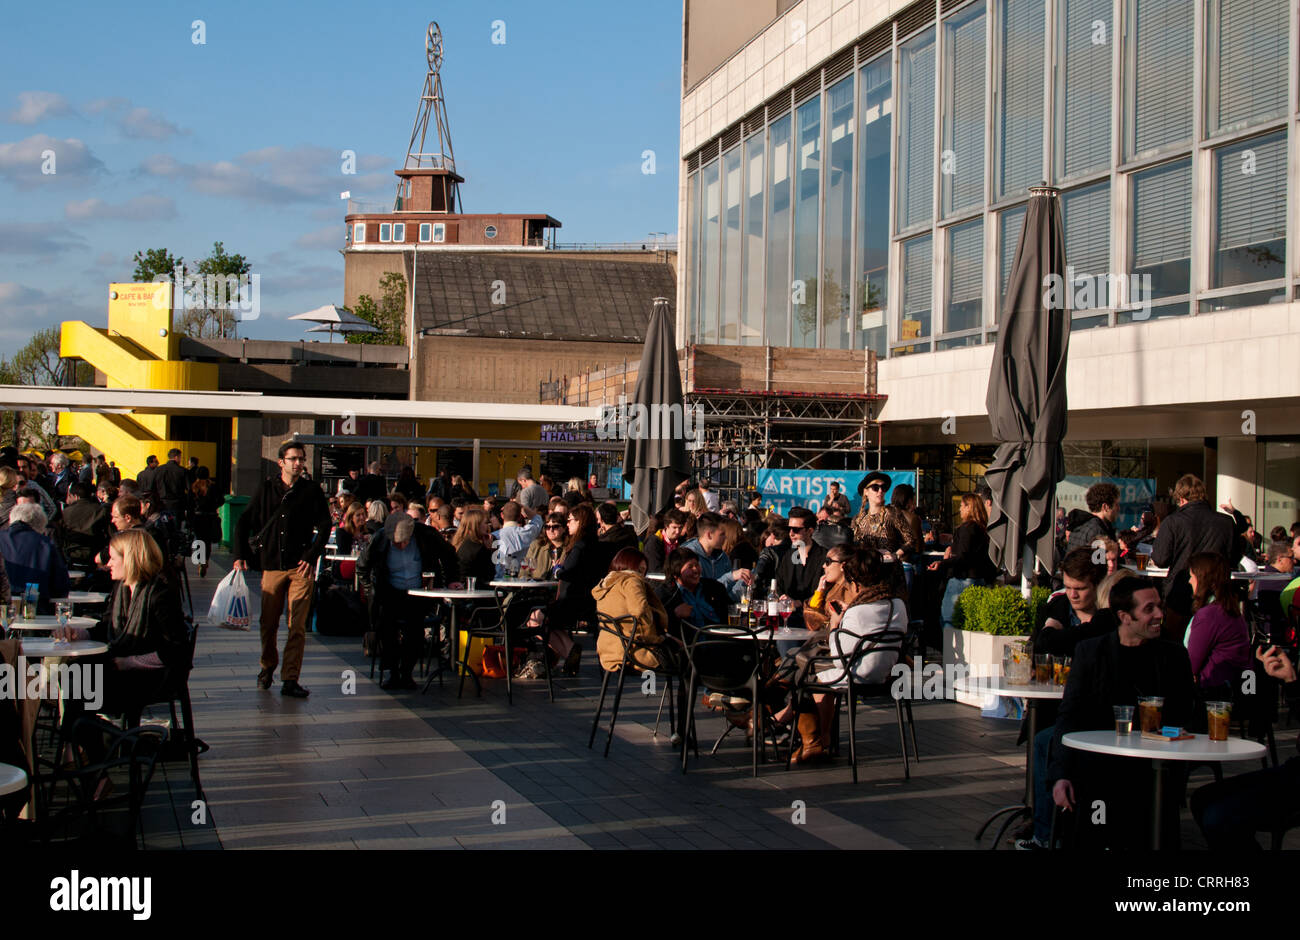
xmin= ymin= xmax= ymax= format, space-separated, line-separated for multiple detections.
xmin=822 ymin=77 xmax=854 ymax=351
xmin=353 ymin=223 xmax=365 ymax=244
xmin=997 ymin=0 xmax=1045 ymax=199
xmin=766 ymin=114 xmax=793 ymax=346
xmin=791 ymin=95 xmax=821 ymax=348
xmin=998 ymin=205 xmax=1026 ymax=316
xmin=392 ymin=223 xmax=405 ymax=242
xmin=484 ymin=225 xmax=497 ymax=238
xmin=1057 ymin=0 xmax=1112 ymax=179
xmin=379 ymin=222 xmax=392 ymax=243
xmin=1061 ymin=182 xmax=1111 ymax=311
xmin=942 ymin=2 xmax=986 ymax=216
xmin=1207 ymin=0 xmax=1289 ymax=135
xmin=946 ymin=220 xmax=984 ymax=334
xmin=740 ymin=134 xmax=765 ymax=345
xmin=897 ymin=28 xmax=936 ymax=231
xmin=901 ymin=235 xmax=934 ymax=346
xmin=432 ymin=223 xmax=444 ymax=243
xmin=1131 ymin=159 xmax=1191 ymax=303
xmin=857 ymin=55 xmax=891 ymax=359
xmin=1213 ymin=132 xmax=1286 ymax=288
xmin=1126 ymin=0 xmax=1193 ymax=158
xmin=418 ymin=223 xmax=431 ymax=243
xmin=699 ymin=159 xmax=721 ymax=343
xmin=687 ymin=171 xmax=700 ymax=340
xmin=719 ymin=147 xmax=743 ymax=342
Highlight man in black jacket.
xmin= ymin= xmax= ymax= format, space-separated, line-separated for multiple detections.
xmin=596 ymin=502 xmax=639 ymax=567
xmin=57 ymin=481 xmax=111 ymax=570
xmin=234 ymin=441 xmax=332 ymax=698
xmin=1152 ymin=474 xmax=1236 ymax=637
xmin=1048 ymin=577 xmax=1195 ymax=849
xmin=775 ymin=508 xmax=827 ymax=603
xmin=655 ymin=547 xmax=731 ymax=638
xmin=153 ymin=448 xmax=190 ymax=519
xmin=643 ymin=508 xmax=687 ymax=574
xmin=354 ymin=461 xmax=388 ymax=506
xmin=357 ymin=515 xmax=458 ymax=690
xmin=1065 ymin=482 xmax=1118 ymax=555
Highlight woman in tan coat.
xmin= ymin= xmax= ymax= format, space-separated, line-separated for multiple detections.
xmin=591 ymin=547 xmax=672 ymax=671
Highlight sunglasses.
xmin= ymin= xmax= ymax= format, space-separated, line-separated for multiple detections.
xmin=544 ymin=524 xmax=563 ymax=530
xmin=788 ymin=525 xmax=806 ymax=532
xmin=824 ymin=558 xmax=843 ymax=566
xmin=866 ymin=484 xmax=886 ymax=491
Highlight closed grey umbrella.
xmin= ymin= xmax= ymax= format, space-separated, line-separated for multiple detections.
xmin=985 ymin=184 xmax=1070 ymax=593
xmin=624 ymin=297 xmax=689 ymax=535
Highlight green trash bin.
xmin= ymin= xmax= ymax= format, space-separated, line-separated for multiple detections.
xmin=220 ymin=494 xmax=250 ymax=550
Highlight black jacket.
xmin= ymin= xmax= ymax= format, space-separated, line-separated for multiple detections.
xmin=1151 ymin=500 xmax=1236 ymax=579
xmin=455 ymin=539 xmax=495 ymax=586
xmin=1066 ymin=514 xmax=1115 ymax=554
xmin=1048 ymin=631 xmax=1195 ymax=785
xmin=776 ymin=540 xmax=828 ymax=602
xmin=943 ymin=521 xmax=998 ymax=582
xmin=58 ymin=499 xmax=111 ymax=569
xmin=354 ymin=472 xmax=387 ymax=505
xmin=153 ymin=461 xmax=190 ymax=517
xmin=1034 ymin=602 xmax=1116 ymax=657
xmin=751 ymin=540 xmax=790 ymax=599
xmin=235 ymin=475 xmax=332 ymax=571
xmin=597 ymin=525 xmax=640 ymax=568
xmin=555 ymin=535 xmax=603 ymax=617
xmin=643 ymin=534 xmax=674 ymax=574
xmin=90 ymin=577 xmax=191 ymax=673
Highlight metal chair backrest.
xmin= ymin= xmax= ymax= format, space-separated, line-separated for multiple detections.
xmin=808 ymin=599 xmax=908 ymax=690
xmin=683 ymin=624 xmax=762 ymax=694
xmin=594 ymin=612 xmax=643 ymax=671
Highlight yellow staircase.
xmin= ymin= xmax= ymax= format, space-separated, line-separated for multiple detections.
xmin=58 ymin=282 xmax=219 ymax=474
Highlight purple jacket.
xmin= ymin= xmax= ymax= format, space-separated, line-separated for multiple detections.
xmin=1187 ymin=603 xmax=1250 ymax=691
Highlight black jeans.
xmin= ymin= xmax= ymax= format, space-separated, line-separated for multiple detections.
xmin=378 ymin=590 xmax=429 ymax=679
xmin=1191 ymin=756 xmax=1300 ymax=850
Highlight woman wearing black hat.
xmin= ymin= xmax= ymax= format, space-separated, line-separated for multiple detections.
xmin=851 ymin=472 xmax=917 ymax=560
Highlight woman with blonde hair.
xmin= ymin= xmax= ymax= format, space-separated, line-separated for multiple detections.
xmin=335 ymin=501 xmax=370 ymax=556
xmin=365 ymin=498 xmax=388 ymax=535
xmin=452 ymin=506 xmax=494 ymax=586
xmin=929 ymin=493 xmax=997 ymax=628
xmin=55 ymin=528 xmax=191 ymax=722
xmin=683 ymin=488 xmax=708 ymax=518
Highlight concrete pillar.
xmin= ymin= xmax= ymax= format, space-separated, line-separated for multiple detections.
xmin=234 ymin=413 xmax=264 ymax=497
xmin=1215 ymin=436 xmax=1258 ymax=522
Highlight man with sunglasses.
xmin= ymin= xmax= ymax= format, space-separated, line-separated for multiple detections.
xmin=775 ymin=508 xmax=826 ymax=604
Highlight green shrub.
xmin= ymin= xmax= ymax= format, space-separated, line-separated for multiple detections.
xmin=954 ymin=584 xmax=1048 ymax=636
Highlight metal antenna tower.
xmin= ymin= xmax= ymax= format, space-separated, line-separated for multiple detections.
xmin=398 ymin=21 xmax=461 ymax=212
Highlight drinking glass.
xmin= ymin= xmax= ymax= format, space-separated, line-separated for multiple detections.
xmin=1052 ymin=656 xmax=1071 ymax=686
xmin=55 ymin=601 xmax=72 ymax=628
xmin=422 ymin=573 xmax=435 ymax=590
xmin=1206 ymin=701 xmax=1231 ymax=742
xmin=466 ymin=577 xmax=476 ymax=592
xmin=1113 ymin=705 xmax=1134 ymax=734
xmin=1137 ymin=696 xmax=1164 ymax=732
xmin=1034 ymin=654 xmax=1053 ymax=684
xmin=1135 ymin=553 xmax=1149 ymax=571
xmin=777 ymin=597 xmax=793 ymax=628
xmin=727 ymin=606 xmax=741 ymax=627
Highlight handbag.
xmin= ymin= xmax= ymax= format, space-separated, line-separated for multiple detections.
xmin=480 ymin=645 xmax=507 ymax=679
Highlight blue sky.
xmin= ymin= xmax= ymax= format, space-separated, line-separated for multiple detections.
xmin=0 ymin=0 xmax=683 ymax=347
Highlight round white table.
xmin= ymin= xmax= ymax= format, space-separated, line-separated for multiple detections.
xmin=7 ymin=615 xmax=98 ymax=633
xmin=955 ymin=677 xmax=1065 ymax=848
xmin=646 ymin=572 xmax=666 ymax=582
xmin=1121 ymin=564 xmax=1168 ymax=578
xmin=0 ymin=762 xmax=27 ymax=797
xmin=712 ymin=626 xmax=815 ymax=642
xmin=489 ymin=580 xmax=559 ymax=590
xmin=51 ymin=592 xmax=109 ymax=605
xmin=1063 ymin=730 xmax=1267 ymax=849
xmin=407 ymin=588 xmax=500 ymax=693
xmin=17 ymin=639 xmax=108 ymax=659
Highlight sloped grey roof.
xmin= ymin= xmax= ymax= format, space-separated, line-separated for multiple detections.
xmin=406 ymin=252 xmax=676 ymax=343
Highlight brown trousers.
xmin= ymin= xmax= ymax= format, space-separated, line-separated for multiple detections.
xmin=259 ymin=567 xmax=314 ymax=681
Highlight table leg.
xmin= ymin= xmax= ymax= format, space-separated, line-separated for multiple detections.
xmin=974 ymin=697 xmax=1035 ymax=848
xmin=1151 ymin=762 xmax=1164 ymax=851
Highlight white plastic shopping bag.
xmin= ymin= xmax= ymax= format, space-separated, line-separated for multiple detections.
xmin=209 ymin=569 xmax=251 ymax=630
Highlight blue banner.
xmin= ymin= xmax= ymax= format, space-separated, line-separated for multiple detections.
xmin=1057 ymin=476 xmax=1156 ymax=532
xmin=754 ymin=469 xmax=917 ymax=517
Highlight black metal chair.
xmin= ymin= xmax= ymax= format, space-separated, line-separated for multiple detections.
xmin=790 ymin=602 xmax=914 ymax=782
xmin=123 ymin=616 xmax=205 ymax=798
xmin=457 ymin=589 xmax=554 ymax=705
xmin=38 ymin=716 xmax=168 ymax=848
xmin=587 ymin=612 xmax=681 ymax=757
xmin=680 ymin=623 xmax=779 ymax=777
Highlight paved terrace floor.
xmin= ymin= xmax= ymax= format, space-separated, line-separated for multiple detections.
xmin=133 ymin=552 xmax=1289 ymax=851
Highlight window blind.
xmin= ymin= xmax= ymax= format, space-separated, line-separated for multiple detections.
xmin=945 ymin=4 xmax=986 ymax=214
xmin=948 ymin=221 xmax=984 ymax=305
xmin=1060 ymin=0 xmax=1112 ymax=177
xmin=1130 ymin=0 xmax=1193 ymax=156
xmin=1217 ymin=132 xmax=1286 ymax=251
xmin=1062 ymin=182 xmax=1110 ymax=277
xmin=1132 ymin=159 xmax=1190 ymax=269
xmin=899 ymin=30 xmax=936 ymax=229
xmin=998 ymin=0 xmax=1044 ymax=197
xmin=1212 ymin=0 xmax=1288 ymax=133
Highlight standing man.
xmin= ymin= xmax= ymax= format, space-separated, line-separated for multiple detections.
xmin=136 ymin=455 xmax=160 ymax=496
xmin=185 ymin=456 xmax=200 ymax=488
xmin=823 ymin=480 xmax=851 ymax=518
xmin=234 ymin=441 xmax=332 ymax=698
xmin=515 ymin=468 xmax=550 ymax=514
xmin=154 ymin=448 xmax=190 ymax=519
xmin=1066 ymin=482 xmax=1119 ymax=554
xmin=46 ymin=453 xmax=74 ymax=505
xmin=1152 ymin=474 xmax=1236 ymax=639
xmin=354 ymin=461 xmax=387 ymax=506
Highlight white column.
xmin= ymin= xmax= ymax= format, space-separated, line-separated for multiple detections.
xmin=1215 ymin=436 xmax=1258 ymax=523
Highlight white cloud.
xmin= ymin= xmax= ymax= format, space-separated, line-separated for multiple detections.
xmin=0 ymin=282 xmax=96 ymax=348
xmin=136 ymin=145 xmax=391 ymax=205
xmin=119 ymin=107 xmax=185 ymax=140
xmin=293 ymin=225 xmax=344 ymax=250
xmin=4 ymin=91 xmax=74 ymax=125
xmin=0 ymin=133 xmax=104 ymax=188
xmin=64 ymin=194 xmax=177 ymax=221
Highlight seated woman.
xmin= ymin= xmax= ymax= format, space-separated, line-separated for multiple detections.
xmin=654 ymin=547 xmax=730 ymax=638
xmin=523 ymin=511 xmax=568 ymax=580
xmin=548 ymin=504 xmax=604 ymax=672
xmin=364 ymin=499 xmax=388 ymax=537
xmin=452 ymin=507 xmax=495 ymax=586
xmin=800 ymin=544 xmax=861 ymax=633
xmin=592 ymin=547 xmax=674 ymax=672
xmin=779 ymin=550 xmax=906 ymax=763
xmin=1186 ymin=551 xmax=1251 ymax=700
xmin=55 ymin=528 xmax=191 ymax=727
xmin=334 ymin=501 xmax=370 ymax=557
xmin=929 ymin=493 xmax=997 ymax=628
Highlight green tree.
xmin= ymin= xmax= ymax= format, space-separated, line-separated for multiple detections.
xmin=132 ymin=247 xmax=183 ymax=284
xmin=180 ymin=241 xmax=252 ymax=339
xmin=346 ymin=271 xmax=407 ymax=345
